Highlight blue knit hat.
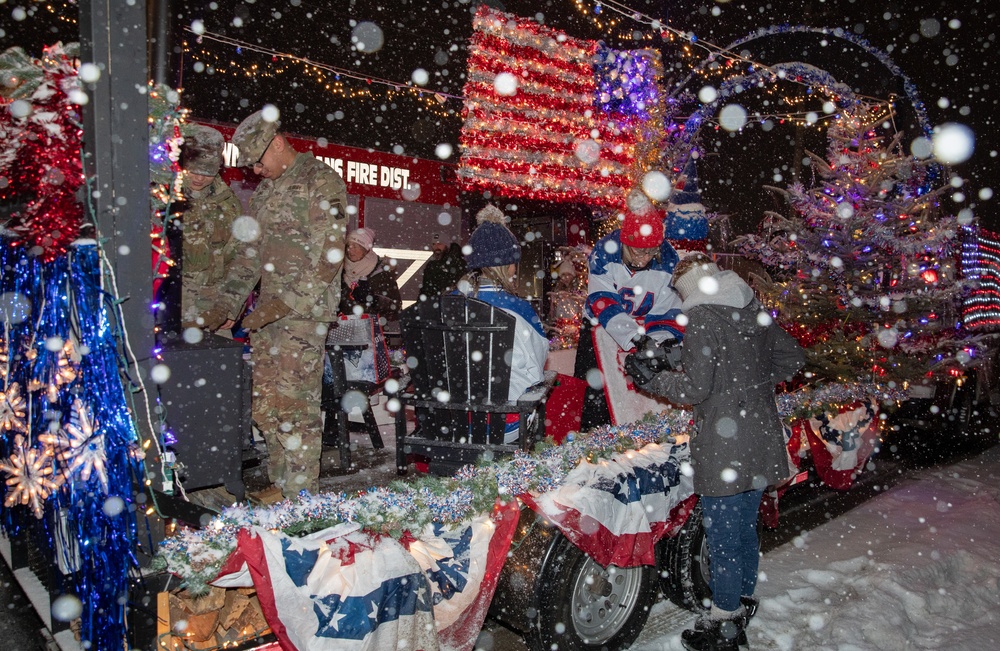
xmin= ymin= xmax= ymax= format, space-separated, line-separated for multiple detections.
xmin=465 ymin=205 xmax=521 ymax=269
xmin=664 ymin=158 xmax=709 ymax=241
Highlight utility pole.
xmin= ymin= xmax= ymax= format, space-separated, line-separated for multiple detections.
xmin=77 ymin=0 xmax=159 ymax=489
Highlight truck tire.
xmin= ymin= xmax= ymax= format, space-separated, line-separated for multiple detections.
xmin=660 ymin=502 xmax=712 ymax=612
xmin=528 ymin=533 xmax=656 ymax=651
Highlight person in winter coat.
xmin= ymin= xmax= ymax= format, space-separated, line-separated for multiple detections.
xmin=575 ymin=208 xmax=685 ymax=429
xmin=627 ymin=252 xmax=804 ymax=651
xmin=460 ymin=204 xmax=548 ymax=443
xmin=178 ymin=124 xmax=245 ymax=330
xmin=341 ymin=226 xmax=402 ymax=330
xmin=419 ymin=238 xmax=467 ymax=299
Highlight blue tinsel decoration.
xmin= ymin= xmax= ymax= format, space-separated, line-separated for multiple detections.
xmin=0 ymin=238 xmax=142 ymax=651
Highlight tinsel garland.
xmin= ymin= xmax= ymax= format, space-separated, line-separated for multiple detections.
xmin=594 ymin=44 xmax=662 ymax=121
xmin=667 ymin=61 xmax=855 ymax=166
xmin=715 ymin=25 xmax=931 ymax=136
xmin=1 ymin=41 xmax=147 ymax=651
xmin=155 ymin=382 xmax=894 ymax=595
xmin=0 ymin=44 xmax=83 ymax=261
xmin=0 ymin=239 xmax=143 ymax=651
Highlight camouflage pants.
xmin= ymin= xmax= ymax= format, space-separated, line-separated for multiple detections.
xmin=251 ymin=318 xmax=327 ymax=498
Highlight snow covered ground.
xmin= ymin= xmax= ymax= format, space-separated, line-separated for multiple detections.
xmin=633 ymin=443 xmax=1000 ymax=651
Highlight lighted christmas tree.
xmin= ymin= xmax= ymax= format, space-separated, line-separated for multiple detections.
xmin=739 ymin=101 xmax=963 ymax=384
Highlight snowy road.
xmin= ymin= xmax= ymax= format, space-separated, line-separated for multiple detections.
xmin=484 ymin=442 xmax=1000 ymax=651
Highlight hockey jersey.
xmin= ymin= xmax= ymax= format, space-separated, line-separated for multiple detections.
xmin=586 ymin=231 xmax=685 ymax=350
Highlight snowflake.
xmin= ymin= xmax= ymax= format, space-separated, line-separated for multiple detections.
xmin=0 ymin=339 xmax=9 ymax=382
xmin=28 ymin=339 xmax=78 ymax=403
xmin=0 ymin=434 xmax=61 ymax=519
xmin=44 ymin=399 xmax=108 ymax=493
xmin=0 ymin=382 xmax=27 ymax=433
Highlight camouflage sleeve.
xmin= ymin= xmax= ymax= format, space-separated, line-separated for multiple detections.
xmin=275 ymin=165 xmax=348 ymax=318
xmin=217 ymin=190 xmax=246 ymax=271
xmin=216 ymin=185 xmax=268 ymax=316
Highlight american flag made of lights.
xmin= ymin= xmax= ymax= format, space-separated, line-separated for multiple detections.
xmin=458 ymin=6 xmax=664 ymax=210
xmin=962 ymin=227 xmax=1000 ymax=331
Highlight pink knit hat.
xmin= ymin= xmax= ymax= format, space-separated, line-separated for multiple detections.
xmin=347 ymin=227 xmax=376 ymax=251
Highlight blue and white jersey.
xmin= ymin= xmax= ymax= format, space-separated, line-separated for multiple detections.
xmin=469 ymin=284 xmax=549 ymax=402
xmin=586 ymin=231 xmax=685 ymax=350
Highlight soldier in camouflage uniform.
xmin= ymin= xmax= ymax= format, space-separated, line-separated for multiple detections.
xmin=179 ymin=125 xmax=245 ymax=329
xmin=202 ymin=109 xmax=348 ymax=500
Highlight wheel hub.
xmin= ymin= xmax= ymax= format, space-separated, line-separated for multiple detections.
xmin=570 ymin=558 xmax=645 ymax=644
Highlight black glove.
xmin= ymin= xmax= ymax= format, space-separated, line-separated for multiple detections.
xmin=631 ymin=334 xmax=653 ymax=352
xmin=624 ymin=352 xmax=658 ymax=387
xmin=635 ymin=335 xmax=683 ymax=373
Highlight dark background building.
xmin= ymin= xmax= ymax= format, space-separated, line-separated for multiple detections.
xmin=3 ymin=0 xmax=997 ymax=231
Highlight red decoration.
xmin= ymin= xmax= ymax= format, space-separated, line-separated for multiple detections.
xmin=0 ymin=45 xmax=84 ymax=261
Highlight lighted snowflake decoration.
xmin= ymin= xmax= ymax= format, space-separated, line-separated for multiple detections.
xmin=0 ymin=339 xmax=9 ymax=382
xmin=29 ymin=339 xmax=78 ymax=403
xmin=0 ymin=382 xmax=27 ymax=433
xmin=0 ymin=434 xmax=61 ymax=519
xmin=46 ymin=399 xmax=108 ymax=493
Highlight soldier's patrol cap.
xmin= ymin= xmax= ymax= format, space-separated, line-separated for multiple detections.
xmin=181 ymin=124 xmax=224 ymax=177
xmin=231 ymin=109 xmax=281 ymax=168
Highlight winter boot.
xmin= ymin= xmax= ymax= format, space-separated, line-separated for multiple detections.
xmin=681 ymin=616 xmax=746 ymax=651
xmin=740 ymin=595 xmax=759 ymax=621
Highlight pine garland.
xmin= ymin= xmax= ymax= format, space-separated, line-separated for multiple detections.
xmin=155 ymin=382 xmax=896 ymax=595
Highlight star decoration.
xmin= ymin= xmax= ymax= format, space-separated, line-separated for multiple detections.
xmin=0 ymin=382 xmax=27 ymax=433
xmin=0 ymin=434 xmax=62 ymax=519
xmin=45 ymin=399 xmax=108 ymax=493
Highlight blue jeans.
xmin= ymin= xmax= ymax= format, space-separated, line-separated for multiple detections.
xmin=701 ymin=489 xmax=764 ymax=612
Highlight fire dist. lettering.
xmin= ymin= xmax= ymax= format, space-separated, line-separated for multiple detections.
xmin=335 ymin=159 xmax=411 ymax=190
xmin=318 ymin=156 xmax=344 ymax=178
xmin=221 ymin=142 xmax=410 ymax=191
xmin=379 ymin=165 xmax=411 ymax=190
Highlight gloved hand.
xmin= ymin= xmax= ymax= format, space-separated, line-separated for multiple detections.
xmin=240 ymin=298 xmax=292 ymax=331
xmin=633 ymin=334 xmax=684 ymax=372
xmin=624 ymin=351 xmax=657 ymax=387
xmin=200 ymin=305 xmax=231 ymax=331
xmin=631 ymin=334 xmax=652 ymax=352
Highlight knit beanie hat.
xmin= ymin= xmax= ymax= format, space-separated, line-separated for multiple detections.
xmin=181 ymin=124 xmax=224 ymax=177
xmin=620 ymin=208 xmax=665 ymax=249
xmin=557 ymin=258 xmax=577 ymax=277
xmin=665 ymin=158 xmax=709 ymax=241
xmin=672 ymin=254 xmax=721 ymax=301
xmin=465 ymin=205 xmax=521 ymax=269
xmin=347 ymin=227 xmax=376 ymax=251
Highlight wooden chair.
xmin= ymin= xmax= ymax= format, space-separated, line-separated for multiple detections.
xmin=395 ymin=294 xmax=556 ymax=476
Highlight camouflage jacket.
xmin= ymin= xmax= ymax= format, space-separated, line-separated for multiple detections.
xmin=221 ymin=152 xmax=348 ymax=322
xmin=180 ymin=176 xmax=244 ymax=322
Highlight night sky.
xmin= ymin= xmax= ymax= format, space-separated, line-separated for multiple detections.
xmin=2 ymin=0 xmax=997 ymax=231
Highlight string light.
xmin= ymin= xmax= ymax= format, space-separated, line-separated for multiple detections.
xmin=184 ymin=29 xmax=456 ymax=118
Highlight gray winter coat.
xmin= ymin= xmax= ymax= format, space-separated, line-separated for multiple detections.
xmin=644 ymin=271 xmax=804 ymax=497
